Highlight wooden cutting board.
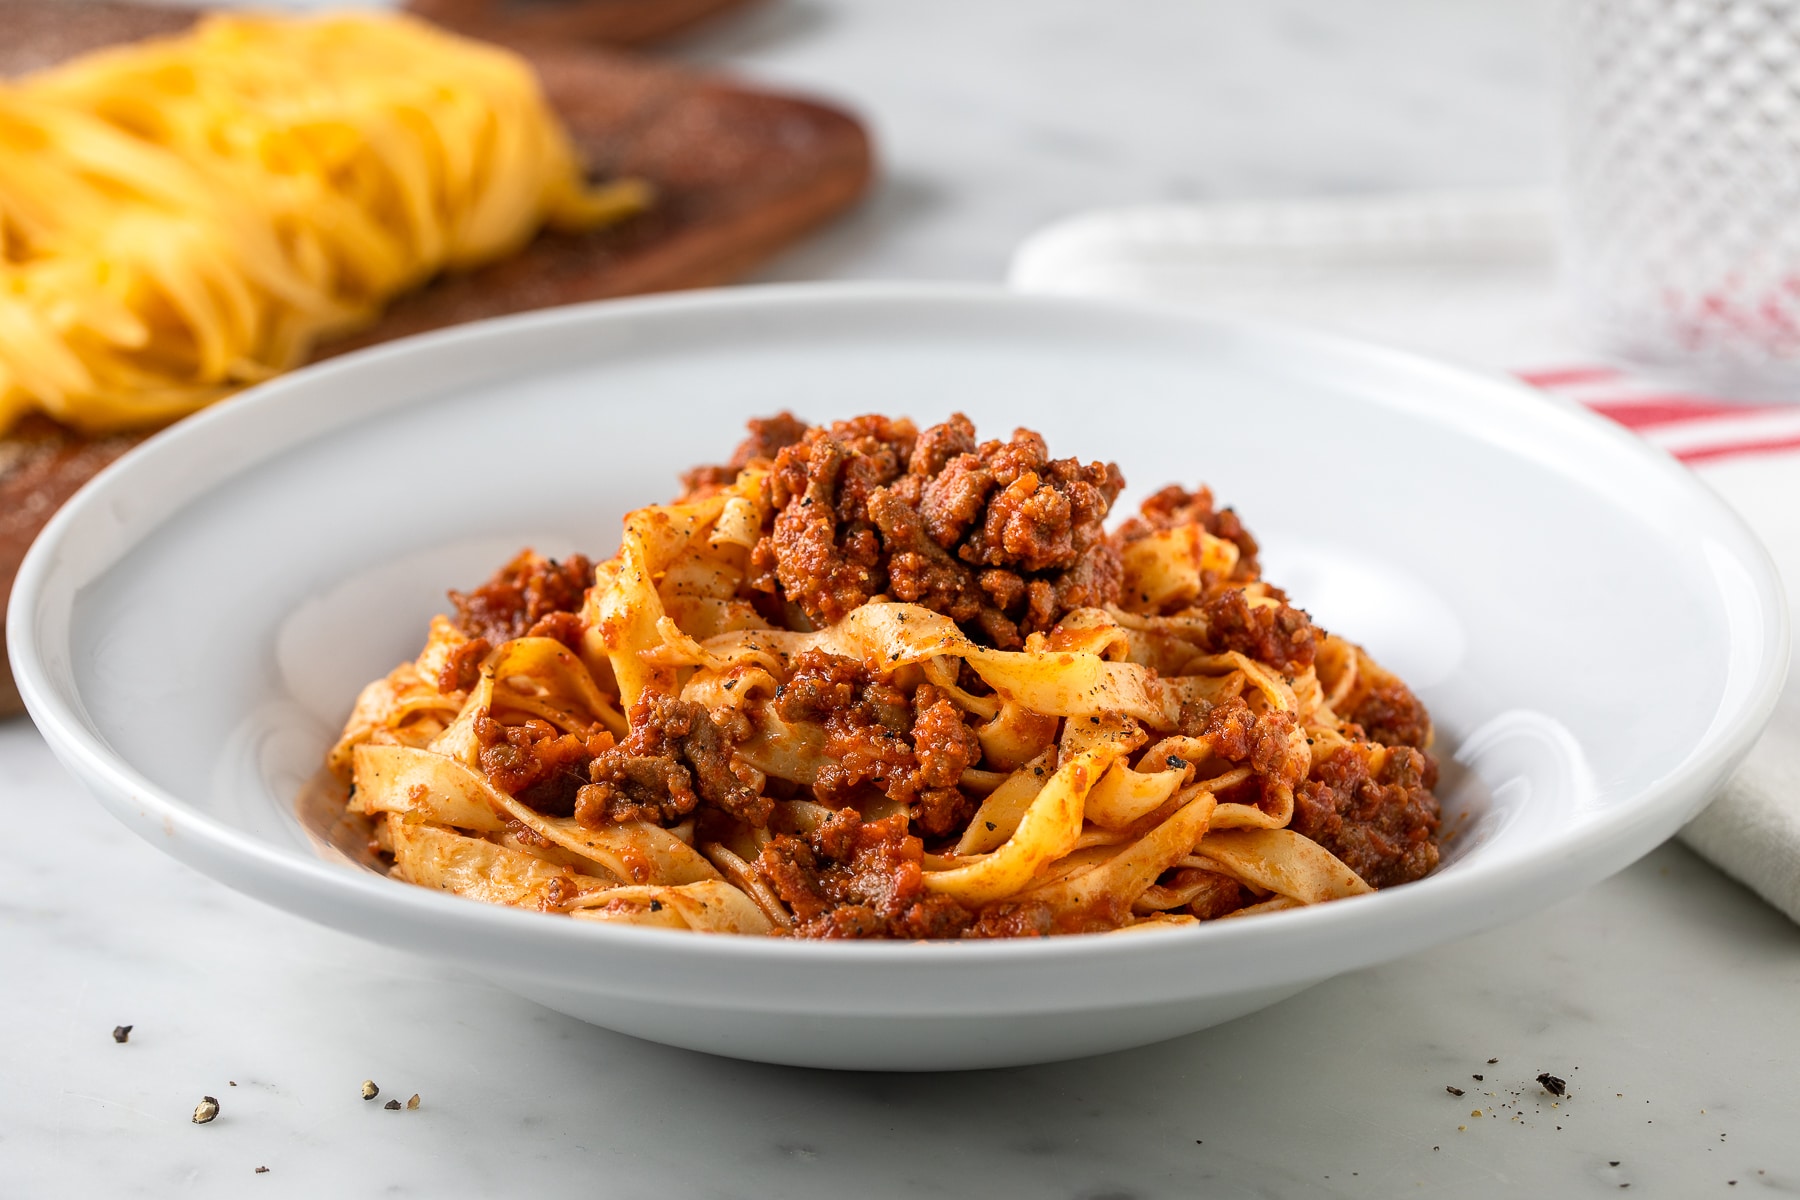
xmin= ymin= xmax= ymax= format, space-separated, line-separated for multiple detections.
xmin=0 ymin=0 xmax=756 ymax=67
xmin=0 ymin=0 xmax=872 ymax=715
xmin=403 ymin=0 xmax=758 ymax=48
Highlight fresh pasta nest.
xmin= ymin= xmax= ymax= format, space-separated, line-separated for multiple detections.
xmin=328 ymin=413 xmax=1442 ymax=938
xmin=0 ymin=12 xmax=647 ymax=435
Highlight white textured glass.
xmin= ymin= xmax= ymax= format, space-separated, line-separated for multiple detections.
xmin=1562 ymin=0 xmax=1800 ymax=388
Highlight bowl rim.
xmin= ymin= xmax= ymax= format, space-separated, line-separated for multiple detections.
xmin=8 ymin=280 xmax=1789 ymax=981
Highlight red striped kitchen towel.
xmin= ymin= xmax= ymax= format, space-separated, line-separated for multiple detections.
xmin=1517 ymin=365 xmax=1800 ymax=465
xmin=1010 ymin=192 xmax=1800 ymax=924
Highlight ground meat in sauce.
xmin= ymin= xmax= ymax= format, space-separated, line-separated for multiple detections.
xmin=747 ymin=413 xmax=1125 ymax=647
xmin=755 ymin=810 xmax=1082 ymax=939
xmin=1117 ymin=484 xmax=1261 ymax=580
xmin=1346 ymin=678 xmax=1434 ymax=750
xmin=435 ymin=636 xmax=491 ymax=694
xmin=756 ymin=810 xmax=975 ymax=938
xmin=964 ymin=899 xmax=1058 ymax=938
xmin=1291 ymin=743 xmax=1441 ymax=887
xmin=450 ymin=550 xmax=594 ymax=645
xmin=475 ymin=716 xmax=611 ymax=818
xmin=1163 ymin=867 xmax=1255 ymax=921
xmin=752 ymin=807 xmax=1259 ymax=939
xmin=1188 ymin=696 xmax=1307 ymax=790
xmin=775 ymin=650 xmax=981 ymax=837
xmin=524 ymin=609 xmax=586 ymax=650
xmin=577 ymin=696 xmax=771 ymax=828
xmin=1199 ymin=587 xmax=1316 ymax=675
xmin=678 ymin=411 xmax=811 ymax=498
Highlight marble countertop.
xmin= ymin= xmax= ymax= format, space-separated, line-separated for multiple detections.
xmin=6 ymin=2 xmax=1798 ymax=1196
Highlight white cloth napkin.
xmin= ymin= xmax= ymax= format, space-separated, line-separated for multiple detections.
xmin=1009 ymin=190 xmax=1800 ymax=924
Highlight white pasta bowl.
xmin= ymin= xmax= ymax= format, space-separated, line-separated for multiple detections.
xmin=9 ymin=284 xmax=1786 ymax=1070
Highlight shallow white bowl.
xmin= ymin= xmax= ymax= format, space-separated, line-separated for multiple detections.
xmin=9 ymin=284 xmax=1786 ymax=1070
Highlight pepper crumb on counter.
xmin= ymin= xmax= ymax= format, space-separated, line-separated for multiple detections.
xmin=361 ymin=1080 xmax=380 ymax=1100
xmin=384 ymin=1099 xmax=401 ymax=1110
xmin=1487 ymin=1057 xmax=1499 ymax=1064
xmin=192 ymin=1096 xmax=220 ymax=1124
xmin=111 ymin=1024 xmax=132 ymax=1043
xmin=1537 ymin=1073 xmax=1567 ymax=1096
xmin=255 ymin=1166 xmax=269 ymax=1174
xmin=1446 ymin=1086 xmax=1465 ymax=1097
xmin=407 ymin=1093 xmax=421 ymax=1110
xmin=1472 ymin=1074 xmax=1484 ymax=1081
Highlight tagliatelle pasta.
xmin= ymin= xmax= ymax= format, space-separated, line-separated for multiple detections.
xmin=326 ymin=412 xmax=1442 ymax=937
xmin=0 ymin=12 xmax=648 ymax=435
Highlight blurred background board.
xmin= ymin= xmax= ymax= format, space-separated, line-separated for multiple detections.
xmin=0 ymin=0 xmax=873 ymax=714
xmin=0 ymin=0 xmax=759 ymax=72
xmin=404 ymin=0 xmax=759 ymax=49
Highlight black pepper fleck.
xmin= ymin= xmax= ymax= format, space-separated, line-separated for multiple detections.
xmin=384 ymin=1100 xmax=402 ymax=1110
xmin=1537 ymin=1073 xmax=1566 ymax=1096
xmin=1446 ymin=1086 xmax=1465 ymax=1097
xmin=111 ymin=1025 xmax=132 ymax=1044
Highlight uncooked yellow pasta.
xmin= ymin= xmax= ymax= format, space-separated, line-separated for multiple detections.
xmin=0 ymin=12 xmax=647 ymax=435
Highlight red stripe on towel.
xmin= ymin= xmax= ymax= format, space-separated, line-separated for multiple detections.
xmin=1675 ymin=432 xmax=1800 ymax=464
xmin=1513 ymin=365 xmax=1625 ymax=388
xmin=1584 ymin=395 xmax=1784 ymax=430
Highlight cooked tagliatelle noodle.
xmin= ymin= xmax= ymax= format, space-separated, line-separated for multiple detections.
xmin=327 ymin=413 xmax=1443 ymax=937
xmin=0 ymin=13 xmax=648 ymax=436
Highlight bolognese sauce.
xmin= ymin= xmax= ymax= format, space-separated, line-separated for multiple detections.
xmin=328 ymin=412 xmax=1442 ymax=938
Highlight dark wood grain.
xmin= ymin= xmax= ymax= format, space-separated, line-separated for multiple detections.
xmin=0 ymin=0 xmax=754 ymax=73
xmin=403 ymin=0 xmax=757 ymax=49
xmin=0 ymin=0 xmax=872 ymax=714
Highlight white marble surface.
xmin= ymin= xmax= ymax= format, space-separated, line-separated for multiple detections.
xmin=7 ymin=714 xmax=1798 ymax=1198
xmin=7 ymin=1 xmax=1800 ymax=1196
xmin=677 ymin=0 xmax=1556 ymax=283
